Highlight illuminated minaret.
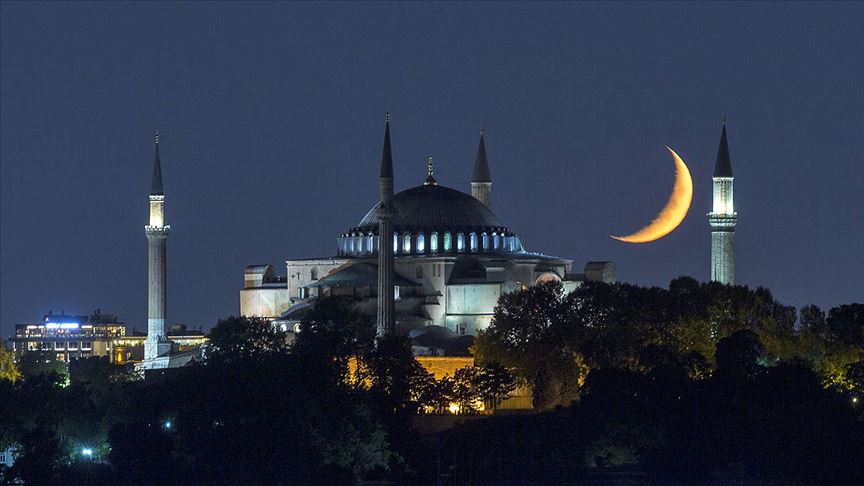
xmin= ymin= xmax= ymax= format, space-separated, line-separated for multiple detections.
xmin=145 ymin=131 xmax=172 ymax=360
xmin=471 ymin=128 xmax=492 ymax=208
xmin=708 ymin=118 xmax=737 ymax=284
xmin=376 ymin=114 xmax=396 ymax=337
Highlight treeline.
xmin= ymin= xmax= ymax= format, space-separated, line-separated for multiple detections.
xmin=1 ymin=279 xmax=862 ymax=485
xmin=475 ymin=277 xmax=863 ymax=409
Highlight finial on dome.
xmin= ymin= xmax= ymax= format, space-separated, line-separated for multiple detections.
xmin=155 ymin=129 xmax=159 ymax=145
xmin=385 ymin=112 xmax=390 ymax=123
xmin=424 ymin=155 xmax=437 ymax=186
xmin=722 ymin=113 xmax=727 ymax=126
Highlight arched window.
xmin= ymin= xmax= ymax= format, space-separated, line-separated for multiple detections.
xmin=493 ymin=233 xmax=500 ymax=250
xmin=367 ymin=234 xmax=375 ymax=253
xmin=310 ymin=267 xmax=318 ymax=280
xmin=416 ymin=265 xmax=424 ymax=279
xmin=469 ymin=233 xmax=478 ymax=252
xmin=403 ymin=233 xmax=411 ymax=253
xmin=356 ymin=236 xmax=364 ymax=254
xmin=481 ymin=232 xmax=489 ymax=252
xmin=416 ymin=233 xmax=425 ymax=253
xmin=348 ymin=236 xmax=355 ymax=254
xmin=430 ymin=232 xmax=439 ymax=253
xmin=457 ymin=233 xmax=465 ymax=252
xmin=443 ymin=232 xmax=452 ymax=252
xmin=393 ymin=232 xmax=399 ymax=254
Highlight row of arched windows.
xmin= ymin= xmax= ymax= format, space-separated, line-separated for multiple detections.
xmin=337 ymin=230 xmax=524 ymax=256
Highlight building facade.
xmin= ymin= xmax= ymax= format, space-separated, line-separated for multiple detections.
xmin=240 ymin=122 xmax=615 ymax=337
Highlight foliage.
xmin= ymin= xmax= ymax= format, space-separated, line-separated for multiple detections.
xmin=0 ymin=345 xmax=21 ymax=382
xmin=17 ymin=351 xmax=68 ymax=382
xmin=205 ymin=315 xmax=290 ymax=364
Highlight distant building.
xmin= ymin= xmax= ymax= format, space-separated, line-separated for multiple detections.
xmin=241 ymin=120 xmax=616 ymax=340
xmin=10 ymin=310 xmax=126 ymax=363
xmin=9 ymin=310 xmax=207 ymax=365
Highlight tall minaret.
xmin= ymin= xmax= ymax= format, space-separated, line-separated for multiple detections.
xmin=708 ymin=118 xmax=737 ymax=284
xmin=471 ymin=128 xmax=492 ymax=208
xmin=376 ymin=114 xmax=396 ymax=337
xmin=145 ymin=131 xmax=171 ymax=360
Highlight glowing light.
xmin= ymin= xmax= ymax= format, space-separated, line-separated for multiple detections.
xmin=448 ymin=403 xmax=460 ymax=414
xmin=82 ymin=448 xmax=93 ymax=456
xmin=854 ymin=397 xmax=859 ymax=404
xmin=164 ymin=421 xmax=172 ymax=429
xmin=612 ymin=146 xmax=694 ymax=243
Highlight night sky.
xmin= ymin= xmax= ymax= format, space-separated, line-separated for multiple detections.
xmin=2 ymin=3 xmax=863 ymax=338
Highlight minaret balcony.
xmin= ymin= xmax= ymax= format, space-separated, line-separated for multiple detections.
xmin=707 ymin=213 xmax=737 ymax=229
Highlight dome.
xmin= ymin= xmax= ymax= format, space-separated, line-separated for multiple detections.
xmin=338 ymin=184 xmax=525 ymax=257
xmin=353 ymin=184 xmax=504 ymax=232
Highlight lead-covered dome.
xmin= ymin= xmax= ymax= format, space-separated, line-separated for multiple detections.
xmin=338 ymin=184 xmax=524 ymax=256
xmin=356 ymin=184 xmax=502 ymax=231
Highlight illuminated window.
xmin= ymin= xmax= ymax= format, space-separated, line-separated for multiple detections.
xmin=82 ymin=341 xmax=91 ymax=350
xmin=493 ymin=233 xmax=500 ymax=250
xmin=393 ymin=233 xmax=399 ymax=254
xmin=469 ymin=233 xmax=478 ymax=252
xmin=481 ymin=232 xmax=489 ymax=252
xmin=367 ymin=234 xmax=374 ymax=253
xmin=394 ymin=285 xmax=401 ymax=301
xmin=443 ymin=232 xmax=452 ymax=252
xmin=68 ymin=341 xmax=78 ymax=351
xmin=430 ymin=232 xmax=438 ymax=253
xmin=54 ymin=342 xmax=64 ymax=351
xmin=457 ymin=233 xmax=465 ymax=252
xmin=417 ymin=233 xmax=425 ymax=253
xmin=356 ymin=236 xmax=364 ymax=254
xmin=403 ymin=233 xmax=411 ymax=253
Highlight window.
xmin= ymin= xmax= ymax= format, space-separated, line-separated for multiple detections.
xmin=0 ymin=451 xmax=6 ymax=464
xmin=54 ymin=342 xmax=65 ymax=351
xmin=393 ymin=233 xmax=399 ymax=253
xmin=67 ymin=341 xmax=78 ymax=351
xmin=443 ymin=232 xmax=452 ymax=252
xmin=82 ymin=341 xmax=92 ymax=350
xmin=493 ymin=233 xmax=501 ymax=250
xmin=356 ymin=236 xmax=364 ymax=254
xmin=457 ymin=233 xmax=465 ymax=252
xmin=416 ymin=265 xmax=423 ymax=279
xmin=367 ymin=234 xmax=375 ymax=253
xmin=469 ymin=233 xmax=478 ymax=252
xmin=481 ymin=232 xmax=489 ymax=252
xmin=402 ymin=233 xmax=411 ymax=253
xmin=394 ymin=285 xmax=401 ymax=301
xmin=310 ymin=267 xmax=319 ymax=280
xmin=430 ymin=232 xmax=438 ymax=253
xmin=416 ymin=233 xmax=425 ymax=253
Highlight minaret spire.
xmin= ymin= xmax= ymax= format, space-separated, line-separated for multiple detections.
xmin=151 ymin=130 xmax=164 ymax=196
xmin=471 ymin=127 xmax=492 ymax=208
xmin=708 ymin=117 xmax=737 ymax=284
xmin=376 ymin=113 xmax=396 ymax=338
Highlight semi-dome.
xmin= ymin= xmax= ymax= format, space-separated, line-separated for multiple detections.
xmin=337 ymin=184 xmax=525 ymax=257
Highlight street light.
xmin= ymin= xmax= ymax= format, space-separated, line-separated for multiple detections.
xmin=81 ymin=448 xmax=93 ymax=459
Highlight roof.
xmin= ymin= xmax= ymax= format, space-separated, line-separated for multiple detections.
xmin=354 ymin=184 xmax=504 ymax=232
xmin=471 ymin=131 xmax=491 ymax=183
xmin=151 ymin=138 xmax=164 ymax=195
xmin=307 ymin=262 xmax=418 ymax=288
xmin=713 ymin=122 xmax=733 ymax=177
xmin=380 ymin=118 xmax=393 ymax=179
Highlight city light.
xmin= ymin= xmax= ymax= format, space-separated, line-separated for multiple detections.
xmin=448 ymin=403 xmax=460 ymax=414
xmin=164 ymin=421 xmax=172 ymax=429
xmin=82 ymin=448 xmax=93 ymax=457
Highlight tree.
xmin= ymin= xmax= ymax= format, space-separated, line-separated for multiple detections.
xmin=205 ymin=315 xmax=290 ymax=364
xmin=0 ymin=345 xmax=21 ymax=382
xmin=715 ymin=329 xmax=765 ymax=377
xmin=826 ymin=304 xmax=864 ymax=347
xmin=364 ymin=334 xmax=428 ymax=415
xmin=17 ymin=351 xmax=67 ymax=382
xmin=472 ymin=362 xmax=517 ymax=411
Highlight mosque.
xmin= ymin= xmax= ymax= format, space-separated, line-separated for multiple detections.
xmin=240 ymin=116 xmax=616 ymax=345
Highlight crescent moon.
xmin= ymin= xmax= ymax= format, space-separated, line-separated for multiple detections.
xmin=611 ymin=146 xmax=693 ymax=243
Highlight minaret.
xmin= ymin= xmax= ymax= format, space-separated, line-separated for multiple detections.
xmin=471 ymin=128 xmax=492 ymax=208
xmin=708 ymin=118 xmax=737 ymax=284
xmin=376 ymin=114 xmax=396 ymax=337
xmin=145 ymin=131 xmax=172 ymax=360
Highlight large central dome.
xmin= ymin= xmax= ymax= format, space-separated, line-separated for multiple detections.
xmin=354 ymin=184 xmax=503 ymax=232
xmin=337 ymin=183 xmax=524 ymax=257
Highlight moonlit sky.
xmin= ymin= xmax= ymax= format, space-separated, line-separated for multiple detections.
xmin=2 ymin=2 xmax=863 ymax=338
